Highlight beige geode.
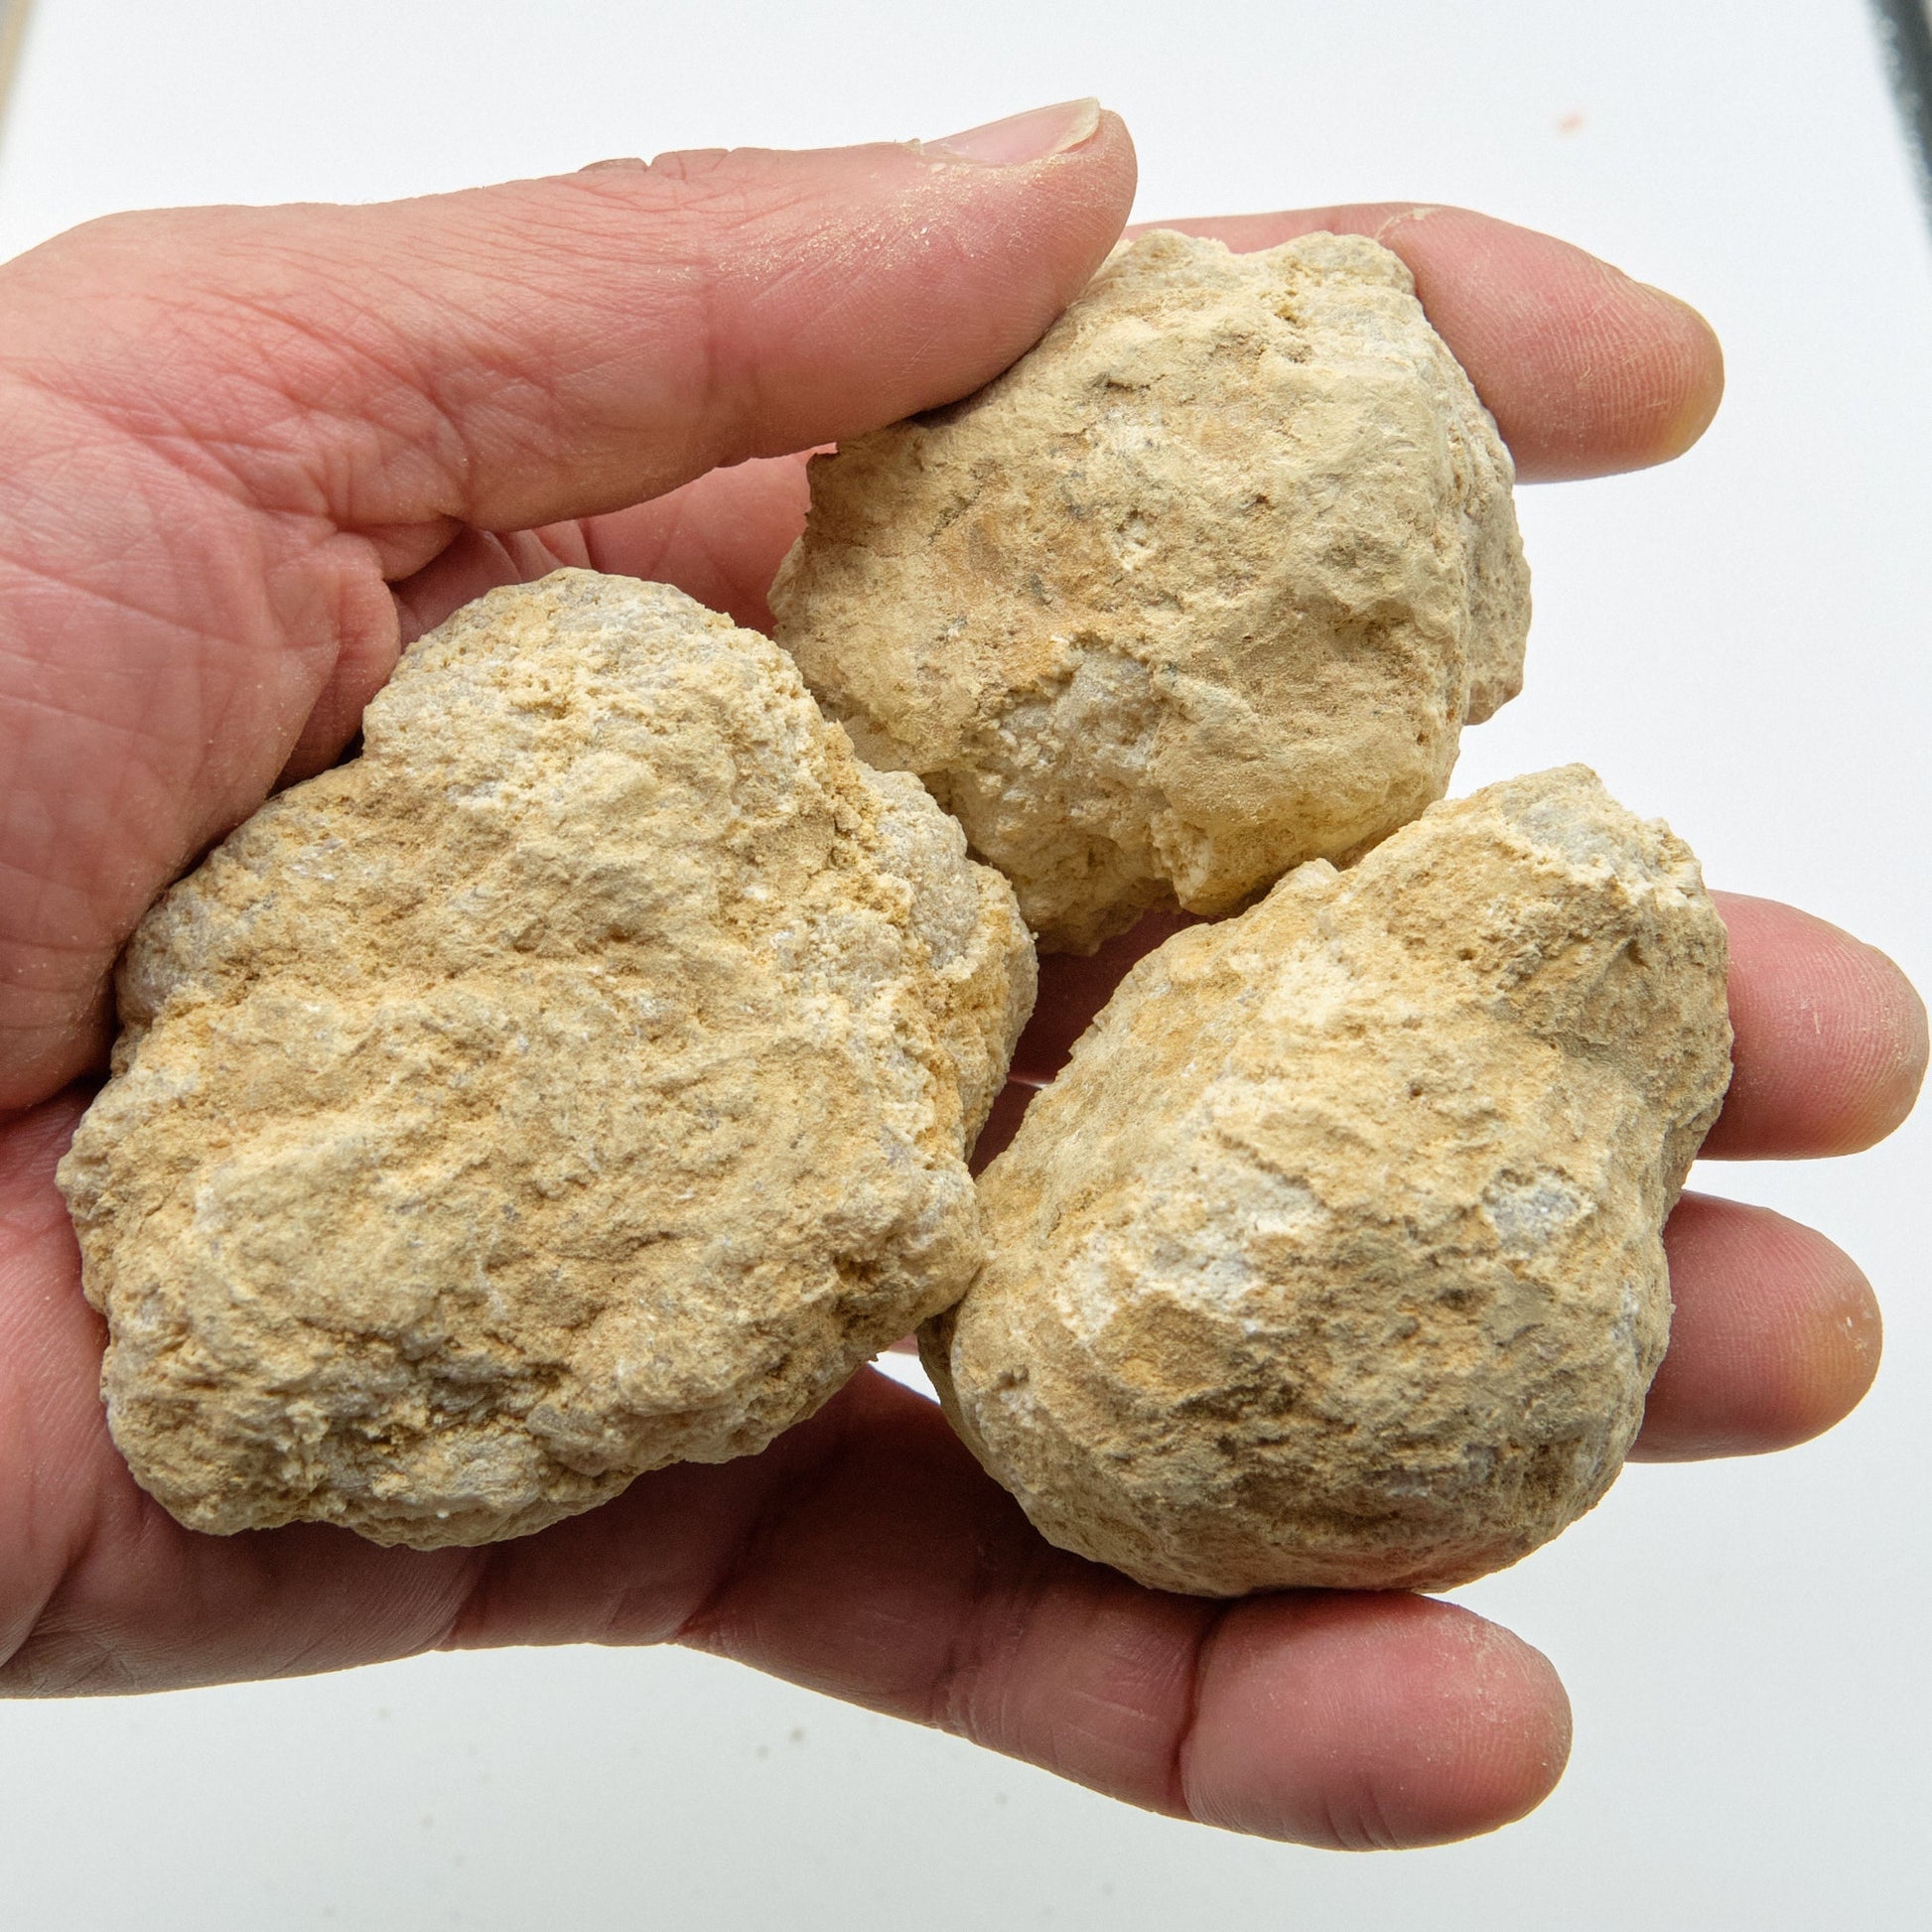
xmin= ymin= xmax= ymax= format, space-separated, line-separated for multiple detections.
xmin=770 ymin=227 xmax=1531 ymax=952
xmin=59 ymin=571 xmax=1035 ymax=1548
xmin=922 ymin=767 xmax=1731 ymax=1595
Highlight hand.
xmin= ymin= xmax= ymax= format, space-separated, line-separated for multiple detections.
xmin=0 ymin=100 xmax=1920 ymax=1848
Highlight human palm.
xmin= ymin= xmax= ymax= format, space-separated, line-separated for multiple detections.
xmin=0 ymin=101 xmax=1920 ymax=1847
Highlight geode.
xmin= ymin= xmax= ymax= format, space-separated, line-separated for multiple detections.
xmin=922 ymin=766 xmax=1731 ymax=1594
xmin=59 ymin=571 xmax=1035 ymax=1547
xmin=771 ymin=227 xmax=1531 ymax=951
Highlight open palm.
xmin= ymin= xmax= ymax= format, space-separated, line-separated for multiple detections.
xmin=0 ymin=102 xmax=1920 ymax=1848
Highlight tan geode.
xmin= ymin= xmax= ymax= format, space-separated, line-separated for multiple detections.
xmin=59 ymin=571 xmax=1035 ymax=1548
xmin=922 ymin=767 xmax=1732 ymax=1595
xmin=771 ymin=227 xmax=1531 ymax=952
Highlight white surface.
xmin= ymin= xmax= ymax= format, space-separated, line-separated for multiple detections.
xmin=1 ymin=2 xmax=1927 ymax=1926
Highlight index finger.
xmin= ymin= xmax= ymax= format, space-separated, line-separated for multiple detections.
xmin=1140 ymin=204 xmax=1724 ymax=480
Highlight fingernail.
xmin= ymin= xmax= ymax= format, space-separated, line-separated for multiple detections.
xmin=921 ymin=98 xmax=1102 ymax=167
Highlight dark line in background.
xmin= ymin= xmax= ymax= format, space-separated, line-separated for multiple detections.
xmin=0 ymin=1 xmax=33 ymax=174
xmin=1871 ymin=0 xmax=1932 ymax=222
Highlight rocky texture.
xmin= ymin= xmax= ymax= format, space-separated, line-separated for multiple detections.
xmin=771 ymin=227 xmax=1530 ymax=952
xmin=923 ymin=767 xmax=1731 ymax=1595
xmin=59 ymin=571 xmax=1035 ymax=1548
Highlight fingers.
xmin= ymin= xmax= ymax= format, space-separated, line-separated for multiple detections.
xmin=567 ymin=204 xmax=1726 ymax=621
xmin=1634 ymin=1191 xmax=1882 ymax=1461
xmin=0 ymin=107 xmax=1136 ymax=1109
xmin=572 ymin=453 xmax=817 ymax=634
xmin=451 ymin=1371 xmax=1571 ymax=1848
xmin=0 ymin=1091 xmax=1864 ymax=1838
xmin=1704 ymin=893 xmax=1927 ymax=1159
xmin=391 ymin=454 xmax=815 ymax=647
xmin=987 ymin=897 xmax=1904 ymax=1458
xmin=1144 ymin=205 xmax=1723 ymax=481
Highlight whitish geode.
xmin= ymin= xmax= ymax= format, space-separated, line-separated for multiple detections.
xmin=59 ymin=571 xmax=1035 ymax=1548
xmin=771 ymin=227 xmax=1531 ymax=952
xmin=923 ymin=767 xmax=1731 ymax=1594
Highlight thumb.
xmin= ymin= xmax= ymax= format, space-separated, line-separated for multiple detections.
xmin=4 ymin=98 xmax=1133 ymax=536
xmin=0 ymin=102 xmax=1134 ymax=1108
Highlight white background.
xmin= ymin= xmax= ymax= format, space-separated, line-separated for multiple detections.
xmin=1 ymin=2 xmax=1927 ymax=1926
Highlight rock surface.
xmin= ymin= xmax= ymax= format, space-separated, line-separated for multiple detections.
xmin=771 ymin=227 xmax=1531 ymax=952
xmin=923 ymin=767 xmax=1731 ymax=1594
xmin=59 ymin=571 xmax=1035 ymax=1548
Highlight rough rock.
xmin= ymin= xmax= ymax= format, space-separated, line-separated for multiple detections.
xmin=770 ymin=227 xmax=1531 ymax=952
xmin=58 ymin=571 xmax=1035 ymax=1548
xmin=922 ymin=767 xmax=1731 ymax=1594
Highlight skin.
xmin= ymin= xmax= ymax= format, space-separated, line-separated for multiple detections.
xmin=0 ymin=101 xmax=1921 ymax=1849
